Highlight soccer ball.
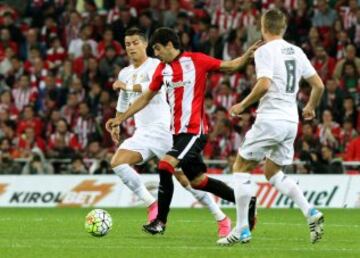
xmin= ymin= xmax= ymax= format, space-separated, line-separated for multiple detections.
xmin=85 ymin=209 xmax=113 ymax=237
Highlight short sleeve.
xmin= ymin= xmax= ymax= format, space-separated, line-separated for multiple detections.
xmin=193 ymin=52 xmax=221 ymax=72
xmin=117 ymin=68 xmax=127 ymax=81
xmin=300 ymin=51 xmax=316 ymax=79
xmin=149 ymin=63 xmax=164 ymax=92
xmin=254 ymin=46 xmax=274 ymax=80
xmin=138 ymin=59 xmax=160 ymax=92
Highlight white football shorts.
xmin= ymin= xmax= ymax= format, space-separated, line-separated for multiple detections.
xmin=238 ymin=119 xmax=298 ymax=166
xmin=119 ymin=125 xmax=172 ymax=164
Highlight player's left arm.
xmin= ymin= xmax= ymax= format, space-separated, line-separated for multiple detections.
xmin=113 ymin=80 xmax=143 ymax=92
xmin=230 ymin=44 xmax=272 ymax=116
xmin=229 ymin=77 xmax=270 ymax=116
xmin=220 ymin=40 xmax=263 ymax=73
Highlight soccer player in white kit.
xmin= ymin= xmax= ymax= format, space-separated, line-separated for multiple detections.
xmin=217 ymin=9 xmax=325 ymax=245
xmin=106 ymin=28 xmax=232 ymax=237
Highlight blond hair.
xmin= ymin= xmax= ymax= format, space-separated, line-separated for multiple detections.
xmin=262 ymin=9 xmax=287 ymax=35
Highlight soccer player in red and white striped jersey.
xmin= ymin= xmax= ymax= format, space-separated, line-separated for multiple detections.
xmin=111 ymin=27 xmax=261 ymax=235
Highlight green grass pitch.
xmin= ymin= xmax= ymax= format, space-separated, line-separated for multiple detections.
xmin=0 ymin=208 xmax=359 ymax=258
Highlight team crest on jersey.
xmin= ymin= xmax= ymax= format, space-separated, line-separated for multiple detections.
xmin=132 ymin=74 xmax=137 ymax=84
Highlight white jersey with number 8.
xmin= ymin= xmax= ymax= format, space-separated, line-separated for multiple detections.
xmin=254 ymin=39 xmax=316 ymax=124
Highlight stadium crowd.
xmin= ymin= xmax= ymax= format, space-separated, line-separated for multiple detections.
xmin=0 ymin=0 xmax=359 ymax=175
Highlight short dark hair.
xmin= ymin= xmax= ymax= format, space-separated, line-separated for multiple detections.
xmin=149 ymin=27 xmax=180 ymax=49
xmin=125 ymin=27 xmax=147 ymax=41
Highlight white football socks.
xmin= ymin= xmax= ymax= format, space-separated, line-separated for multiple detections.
xmin=233 ymin=172 xmax=253 ymax=233
xmin=185 ymin=185 xmax=226 ymax=221
xmin=269 ymin=171 xmax=311 ymax=217
xmin=113 ymin=164 xmax=155 ymax=207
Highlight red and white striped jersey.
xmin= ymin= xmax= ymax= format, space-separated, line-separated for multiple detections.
xmin=211 ymin=7 xmax=240 ymax=34
xmin=12 ymin=87 xmax=38 ymax=111
xmin=340 ymin=7 xmax=357 ymax=30
xmin=149 ymin=52 xmax=222 ymax=135
xmin=233 ymin=9 xmax=259 ymax=28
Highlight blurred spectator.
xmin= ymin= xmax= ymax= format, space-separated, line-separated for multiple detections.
xmin=1 ymin=11 xmax=23 ymax=43
xmin=342 ymin=96 xmax=358 ymax=127
xmin=45 ymin=109 xmax=62 ymax=138
xmin=68 ymin=24 xmax=97 ymax=59
xmin=0 ymin=137 xmax=19 ymax=159
xmin=206 ymin=118 xmax=240 ymax=159
xmin=312 ymin=145 xmax=344 ymax=174
xmin=311 ymin=45 xmax=336 ymax=82
xmin=82 ymin=57 xmax=102 ymax=87
xmin=211 ymin=0 xmax=239 ymax=34
xmin=0 ymin=28 xmax=18 ymax=60
xmin=138 ymin=10 xmax=159 ymax=40
xmin=0 ymin=46 xmax=14 ymax=76
xmin=97 ymin=27 xmax=124 ymax=59
xmin=0 ymin=120 xmax=17 ymax=146
xmin=339 ymin=61 xmax=359 ymax=99
xmin=312 ymin=0 xmax=337 ymax=29
xmin=18 ymin=127 xmax=46 ymax=157
xmin=344 ymin=136 xmax=360 ymax=161
xmin=73 ymin=43 xmax=95 ymax=76
xmin=334 ymin=44 xmax=360 ymax=79
xmin=316 ymin=109 xmax=341 ymax=149
xmin=163 ymin=0 xmax=183 ymax=28
xmin=40 ymin=16 xmax=58 ymax=47
xmin=296 ymin=121 xmax=321 ymax=155
xmin=349 ymin=8 xmax=360 ymax=48
xmin=0 ymin=149 xmax=21 ymax=174
xmin=107 ymin=0 xmax=137 ymax=24
xmin=64 ymin=11 xmax=82 ymax=47
xmin=20 ymin=28 xmax=45 ymax=61
xmin=48 ymin=119 xmax=81 ymax=158
xmin=61 ymin=92 xmax=79 ymax=126
xmin=340 ymin=0 xmax=358 ymax=30
xmin=11 ymin=74 xmax=37 ymax=111
xmin=70 ymin=156 xmax=88 ymax=174
xmin=21 ymin=148 xmax=54 ymax=174
xmin=287 ymin=0 xmax=313 ymax=45
xmin=339 ymin=118 xmax=358 ymax=153
xmin=199 ymin=25 xmax=223 ymax=59
xmin=111 ymin=7 xmax=138 ymax=44
xmin=319 ymin=78 xmax=344 ymax=122
xmin=99 ymin=46 xmax=124 ymax=83
xmin=73 ymin=101 xmax=99 ymax=149
xmin=16 ymin=105 xmax=43 ymax=137
xmin=0 ymin=90 xmax=19 ymax=120
xmin=46 ymin=36 xmax=67 ymax=69
xmin=214 ymin=81 xmax=238 ymax=110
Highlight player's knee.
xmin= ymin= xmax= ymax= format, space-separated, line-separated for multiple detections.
xmin=110 ymin=156 xmax=126 ymax=168
xmin=158 ymin=160 xmax=175 ymax=174
xmin=190 ymin=174 xmax=208 ymax=189
xmin=233 ymin=156 xmax=257 ymax=172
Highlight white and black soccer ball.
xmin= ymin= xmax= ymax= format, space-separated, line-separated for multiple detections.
xmin=85 ymin=209 xmax=112 ymax=237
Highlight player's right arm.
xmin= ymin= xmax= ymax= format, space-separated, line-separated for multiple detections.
xmin=303 ymin=74 xmax=324 ymax=120
xmin=301 ymin=52 xmax=325 ymax=120
xmin=111 ymin=90 xmax=157 ymax=128
xmin=110 ymin=63 xmax=164 ymax=128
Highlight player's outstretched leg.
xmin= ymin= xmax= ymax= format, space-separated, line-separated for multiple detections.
xmin=174 ymin=171 xmax=231 ymax=237
xmin=217 ymin=156 xmax=258 ymax=246
xmin=113 ymin=164 xmax=157 ymax=221
xmin=217 ymin=173 xmax=253 ymax=246
xmin=186 ymin=185 xmax=231 ymax=237
xmin=190 ymin=174 xmax=257 ymax=233
xmin=143 ymin=160 xmax=175 ymax=235
xmin=266 ymin=160 xmax=324 ymax=243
